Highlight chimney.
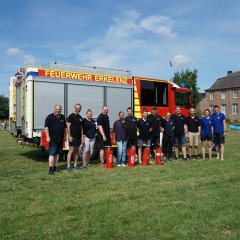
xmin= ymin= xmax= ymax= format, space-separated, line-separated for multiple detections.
xmin=227 ymin=70 xmax=232 ymax=75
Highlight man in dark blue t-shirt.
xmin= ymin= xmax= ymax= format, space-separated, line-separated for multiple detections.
xmin=211 ymin=105 xmax=227 ymax=160
xmin=44 ymin=104 xmax=67 ymax=175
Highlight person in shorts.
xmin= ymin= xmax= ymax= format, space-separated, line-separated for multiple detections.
xmin=185 ymin=108 xmax=200 ymax=159
xmin=161 ymin=112 xmax=175 ymax=161
xmin=97 ymin=106 xmax=111 ymax=166
xmin=200 ymin=109 xmax=213 ymax=160
xmin=44 ymin=104 xmax=67 ymax=175
xmin=66 ymin=103 xmax=83 ymax=172
xmin=211 ymin=105 xmax=227 ymax=160
xmin=171 ymin=106 xmax=187 ymax=160
xmin=82 ymin=109 xmax=96 ymax=167
xmin=137 ymin=109 xmax=152 ymax=163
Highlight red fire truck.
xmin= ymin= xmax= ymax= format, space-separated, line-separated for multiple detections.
xmin=9 ymin=62 xmax=192 ymax=158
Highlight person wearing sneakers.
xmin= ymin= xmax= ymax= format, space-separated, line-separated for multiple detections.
xmin=44 ymin=104 xmax=67 ymax=175
xmin=125 ymin=107 xmax=138 ymax=149
xmin=171 ymin=106 xmax=188 ymax=160
xmin=185 ymin=108 xmax=201 ymax=160
xmin=97 ymin=106 xmax=111 ymax=166
xmin=82 ymin=109 xmax=96 ymax=168
xmin=161 ymin=112 xmax=175 ymax=161
xmin=66 ymin=103 xmax=83 ymax=172
xmin=211 ymin=105 xmax=227 ymax=160
xmin=137 ymin=109 xmax=152 ymax=163
xmin=200 ymin=109 xmax=213 ymax=160
xmin=147 ymin=106 xmax=162 ymax=158
xmin=113 ymin=111 xmax=128 ymax=166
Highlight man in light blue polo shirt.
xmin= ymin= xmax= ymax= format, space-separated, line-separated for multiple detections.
xmin=211 ymin=105 xmax=227 ymax=160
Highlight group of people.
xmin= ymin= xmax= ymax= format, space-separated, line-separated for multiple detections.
xmin=44 ymin=104 xmax=227 ymax=175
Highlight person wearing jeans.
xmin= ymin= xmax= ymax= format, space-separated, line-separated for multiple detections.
xmin=116 ymin=141 xmax=127 ymax=166
xmin=113 ymin=111 xmax=128 ymax=166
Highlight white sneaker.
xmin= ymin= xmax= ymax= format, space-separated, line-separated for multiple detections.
xmin=117 ymin=164 xmax=121 ymax=167
xmin=121 ymin=164 xmax=126 ymax=167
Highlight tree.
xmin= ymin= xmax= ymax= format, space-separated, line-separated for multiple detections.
xmin=0 ymin=95 xmax=9 ymax=119
xmin=172 ymin=69 xmax=200 ymax=107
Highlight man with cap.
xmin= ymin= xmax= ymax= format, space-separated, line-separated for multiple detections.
xmin=147 ymin=106 xmax=162 ymax=158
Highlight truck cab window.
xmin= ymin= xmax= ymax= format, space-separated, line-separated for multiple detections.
xmin=140 ymin=81 xmax=168 ymax=107
xmin=175 ymin=91 xmax=189 ymax=109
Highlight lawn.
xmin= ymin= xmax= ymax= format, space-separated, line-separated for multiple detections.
xmin=0 ymin=129 xmax=240 ymax=240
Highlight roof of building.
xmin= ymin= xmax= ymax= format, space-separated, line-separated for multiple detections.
xmin=206 ymin=71 xmax=240 ymax=91
xmin=199 ymin=92 xmax=206 ymax=100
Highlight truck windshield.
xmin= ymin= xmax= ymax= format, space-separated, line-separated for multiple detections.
xmin=175 ymin=91 xmax=190 ymax=109
xmin=140 ymin=81 xmax=168 ymax=107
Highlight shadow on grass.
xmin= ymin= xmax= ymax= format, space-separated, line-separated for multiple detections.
xmin=20 ymin=149 xmax=49 ymax=163
xmin=20 ymin=149 xmax=101 ymax=167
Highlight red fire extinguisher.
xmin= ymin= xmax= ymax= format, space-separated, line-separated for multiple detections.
xmin=142 ymin=147 xmax=150 ymax=166
xmin=105 ymin=146 xmax=114 ymax=169
xmin=128 ymin=146 xmax=136 ymax=167
xmin=156 ymin=147 xmax=164 ymax=165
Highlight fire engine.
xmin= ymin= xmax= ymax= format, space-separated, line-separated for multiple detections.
xmin=9 ymin=62 xmax=192 ymax=158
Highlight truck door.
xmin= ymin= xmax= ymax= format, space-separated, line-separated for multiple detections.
xmin=136 ymin=79 xmax=169 ymax=116
xmin=16 ymin=85 xmax=21 ymax=129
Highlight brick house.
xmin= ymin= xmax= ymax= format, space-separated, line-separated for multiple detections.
xmin=198 ymin=71 xmax=240 ymax=120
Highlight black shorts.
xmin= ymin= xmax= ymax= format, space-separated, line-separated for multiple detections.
xmin=213 ymin=133 xmax=225 ymax=144
xmin=98 ymin=135 xmax=111 ymax=150
xmin=127 ymin=135 xmax=138 ymax=148
xmin=69 ymin=138 xmax=82 ymax=147
xmin=201 ymin=135 xmax=213 ymax=141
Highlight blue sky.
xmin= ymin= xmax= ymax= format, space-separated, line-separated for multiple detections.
xmin=1 ymin=0 xmax=240 ymax=96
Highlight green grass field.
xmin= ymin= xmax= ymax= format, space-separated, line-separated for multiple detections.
xmin=0 ymin=130 xmax=240 ymax=240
